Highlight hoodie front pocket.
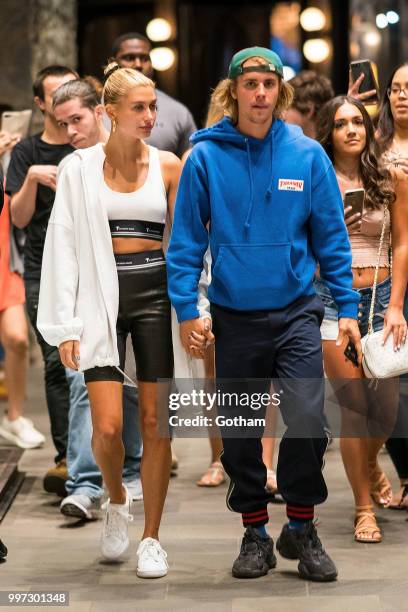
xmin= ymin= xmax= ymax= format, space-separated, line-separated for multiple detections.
xmin=211 ymin=243 xmax=302 ymax=309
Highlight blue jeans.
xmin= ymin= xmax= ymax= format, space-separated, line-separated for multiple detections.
xmin=314 ymin=276 xmax=391 ymax=340
xmin=65 ymin=369 xmax=142 ymax=500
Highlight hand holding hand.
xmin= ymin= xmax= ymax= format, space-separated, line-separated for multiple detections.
xmin=180 ymin=318 xmax=214 ymax=359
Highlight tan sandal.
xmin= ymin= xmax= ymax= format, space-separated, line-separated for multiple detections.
xmin=354 ymin=505 xmax=382 ymax=543
xmin=368 ymin=461 xmax=393 ymax=508
xmin=196 ymin=461 xmax=225 ymax=487
xmin=265 ymin=469 xmax=278 ymax=494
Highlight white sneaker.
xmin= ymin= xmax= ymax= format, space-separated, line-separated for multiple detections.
xmin=125 ymin=478 xmax=143 ymax=501
xmin=137 ymin=538 xmax=168 ymax=578
xmin=101 ymin=485 xmax=133 ymax=561
xmin=0 ymin=415 xmax=45 ymax=449
xmin=60 ymin=494 xmax=95 ymax=520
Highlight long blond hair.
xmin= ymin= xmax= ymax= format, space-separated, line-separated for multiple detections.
xmin=207 ymin=57 xmax=293 ymax=126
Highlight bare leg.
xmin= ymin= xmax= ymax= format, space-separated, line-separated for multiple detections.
xmin=367 ymin=436 xmax=393 ymax=507
xmin=209 ymin=436 xmax=223 ymax=463
xmin=0 ymin=305 xmax=29 ymax=421
xmin=203 ymin=346 xmax=223 ymax=463
xmin=262 ymin=437 xmax=276 ymax=470
xmin=339 ymin=437 xmax=371 ymax=506
xmin=262 ymin=400 xmax=279 ymax=470
xmin=86 ymin=380 xmax=125 ymax=504
xmin=138 ymin=381 xmax=171 ymax=540
xmin=323 ymin=339 xmax=372 ymax=507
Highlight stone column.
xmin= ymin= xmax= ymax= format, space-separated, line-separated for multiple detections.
xmin=30 ymin=0 xmax=77 ymax=80
xmin=0 ymin=0 xmax=77 ymax=126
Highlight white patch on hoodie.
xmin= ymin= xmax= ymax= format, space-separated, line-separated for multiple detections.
xmin=278 ymin=179 xmax=304 ymax=191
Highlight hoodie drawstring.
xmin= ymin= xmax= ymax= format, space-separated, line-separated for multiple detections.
xmin=244 ymin=139 xmax=254 ymax=231
xmin=266 ymin=132 xmax=274 ymax=200
xmin=244 ymin=130 xmax=275 ymax=231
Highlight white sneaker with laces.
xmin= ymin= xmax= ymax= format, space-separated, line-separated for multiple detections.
xmin=137 ymin=538 xmax=169 ymax=578
xmin=101 ymin=486 xmax=133 ymax=561
xmin=0 ymin=415 xmax=45 ymax=449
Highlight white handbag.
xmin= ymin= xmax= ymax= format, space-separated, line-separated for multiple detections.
xmin=361 ymin=204 xmax=408 ymax=378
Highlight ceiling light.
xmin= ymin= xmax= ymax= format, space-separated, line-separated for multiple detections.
xmin=300 ymin=7 xmax=326 ymax=32
xmin=150 ymin=47 xmax=175 ymax=71
xmin=146 ymin=18 xmax=172 ymax=42
xmin=376 ymin=13 xmax=388 ymax=29
xmin=386 ymin=11 xmax=399 ymax=24
xmin=303 ymin=39 xmax=330 ymax=63
xmin=364 ymin=30 xmax=381 ymax=47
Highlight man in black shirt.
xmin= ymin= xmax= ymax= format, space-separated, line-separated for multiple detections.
xmin=7 ymin=65 xmax=78 ymax=494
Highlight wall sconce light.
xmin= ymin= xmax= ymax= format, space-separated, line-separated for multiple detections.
xmin=303 ymin=38 xmax=330 ymax=63
xmin=150 ymin=47 xmax=175 ymax=71
xmin=300 ymin=7 xmax=326 ymax=32
xmin=146 ymin=18 xmax=172 ymax=42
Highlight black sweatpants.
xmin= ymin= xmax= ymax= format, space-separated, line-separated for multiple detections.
xmin=212 ymin=295 xmax=329 ymax=526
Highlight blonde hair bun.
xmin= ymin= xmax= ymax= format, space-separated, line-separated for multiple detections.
xmin=102 ymin=61 xmax=155 ymax=106
xmin=104 ymin=61 xmax=120 ymax=79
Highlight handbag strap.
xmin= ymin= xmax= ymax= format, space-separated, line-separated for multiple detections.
xmin=367 ymin=204 xmax=389 ymax=335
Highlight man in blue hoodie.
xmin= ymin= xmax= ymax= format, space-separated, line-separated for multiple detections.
xmin=167 ymin=48 xmax=361 ymax=582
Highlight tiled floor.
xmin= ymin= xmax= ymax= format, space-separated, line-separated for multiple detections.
xmin=0 ymin=366 xmax=407 ymax=611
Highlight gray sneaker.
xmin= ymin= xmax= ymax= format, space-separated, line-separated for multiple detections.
xmin=125 ymin=478 xmax=143 ymax=501
xmin=60 ymin=494 xmax=95 ymax=520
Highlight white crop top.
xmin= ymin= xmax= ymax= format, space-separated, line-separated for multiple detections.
xmin=100 ymin=144 xmax=167 ymax=241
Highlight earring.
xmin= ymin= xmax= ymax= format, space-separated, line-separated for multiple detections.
xmin=112 ymin=118 xmax=117 ymax=132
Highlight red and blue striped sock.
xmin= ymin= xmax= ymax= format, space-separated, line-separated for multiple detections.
xmin=242 ymin=507 xmax=269 ymax=528
xmin=286 ymin=504 xmax=314 ymax=531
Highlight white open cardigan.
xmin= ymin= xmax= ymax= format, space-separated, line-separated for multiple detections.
xmin=37 ymin=143 xmax=210 ymax=378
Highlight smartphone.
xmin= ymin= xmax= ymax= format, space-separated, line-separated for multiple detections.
xmin=1 ymin=110 xmax=32 ymax=138
xmin=344 ymin=188 xmax=365 ymax=219
xmin=344 ymin=341 xmax=359 ymax=367
xmin=350 ymin=60 xmax=379 ymax=104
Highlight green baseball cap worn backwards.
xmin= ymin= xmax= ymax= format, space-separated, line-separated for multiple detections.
xmin=228 ymin=46 xmax=284 ymax=80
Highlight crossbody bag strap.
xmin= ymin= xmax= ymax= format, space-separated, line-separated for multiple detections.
xmin=367 ymin=204 xmax=388 ymax=335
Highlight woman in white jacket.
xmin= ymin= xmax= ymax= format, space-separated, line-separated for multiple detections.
xmin=37 ymin=63 xmax=207 ymax=577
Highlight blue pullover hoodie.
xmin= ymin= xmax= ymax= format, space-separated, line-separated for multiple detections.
xmin=167 ymin=117 xmax=359 ymax=322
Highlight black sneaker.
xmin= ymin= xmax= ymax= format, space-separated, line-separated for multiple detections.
xmin=276 ymin=522 xmax=337 ymax=582
xmin=232 ymin=526 xmax=277 ymax=578
xmin=0 ymin=539 xmax=7 ymax=559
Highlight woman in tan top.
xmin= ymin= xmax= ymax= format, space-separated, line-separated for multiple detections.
xmin=315 ymin=95 xmax=408 ymax=543
xmin=377 ymin=63 xmax=408 ymax=511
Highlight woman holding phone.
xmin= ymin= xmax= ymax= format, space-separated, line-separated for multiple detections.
xmin=314 ymin=95 xmax=408 ymax=543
